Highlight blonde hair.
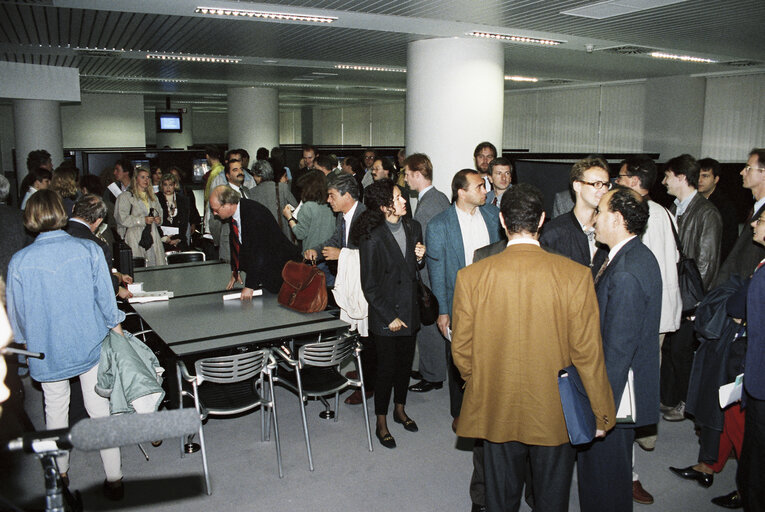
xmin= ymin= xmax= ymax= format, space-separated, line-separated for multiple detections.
xmin=23 ymin=189 xmax=68 ymax=233
xmin=129 ymin=168 xmax=157 ymax=202
xmin=51 ymin=167 xmax=78 ymax=199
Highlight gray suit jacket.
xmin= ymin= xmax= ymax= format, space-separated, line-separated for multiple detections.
xmin=312 ymin=201 xmax=367 ymax=253
xmin=414 ymin=186 xmax=450 ymax=285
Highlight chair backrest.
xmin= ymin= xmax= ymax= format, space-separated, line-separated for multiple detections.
xmin=167 ymin=251 xmax=206 ymax=264
xmin=298 ymin=335 xmax=355 ymax=368
xmin=132 ymin=256 xmax=146 ymax=268
xmin=194 ymin=349 xmax=270 ymax=385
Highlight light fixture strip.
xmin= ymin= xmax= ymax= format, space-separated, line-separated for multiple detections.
xmin=468 ymin=31 xmax=564 ymax=46
xmin=504 ymin=75 xmax=538 ymax=82
xmin=649 ymin=51 xmax=716 ymax=64
xmin=335 ymin=64 xmax=406 ymax=73
xmin=147 ymin=53 xmax=241 ymax=64
xmin=195 ymin=6 xmax=336 ymax=23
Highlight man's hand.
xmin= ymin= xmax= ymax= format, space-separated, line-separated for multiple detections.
xmin=117 ymin=286 xmax=133 ymax=299
xmin=240 ymin=287 xmax=255 ymax=302
xmin=322 ymin=246 xmax=341 ymax=261
xmin=154 ymin=216 xmax=162 ymax=225
xmin=226 ymin=273 xmax=243 ymax=290
xmin=437 ymin=314 xmax=450 ymax=339
xmin=388 ymin=318 xmax=408 ymax=332
xmin=595 ymin=429 xmax=606 ymax=439
xmin=169 ymin=238 xmax=181 ymax=247
xmin=304 ymin=249 xmax=318 ymax=261
xmin=121 ymin=274 xmax=133 ymax=285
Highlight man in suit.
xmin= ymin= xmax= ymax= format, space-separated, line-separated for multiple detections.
xmin=577 ymin=187 xmax=662 ymax=512
xmin=485 ymin=157 xmax=513 ymax=208
xmin=303 ymin=174 xmax=373 ymax=404
xmin=712 ymin=148 xmax=765 ymax=289
xmin=740 ymin=206 xmax=765 ymax=509
xmin=540 ymin=156 xmax=610 ymax=279
xmin=661 ymin=154 xmax=723 ymax=421
xmin=67 ymin=194 xmax=133 ymax=299
xmin=403 ymin=153 xmax=451 ymax=393
xmin=453 ymin=184 xmax=614 ymax=512
xmin=698 ymin=158 xmax=738 ymax=262
xmin=209 ymin=185 xmax=299 ymax=299
xmin=211 ymin=158 xmax=255 ymax=262
xmin=473 ymin=142 xmax=497 ymax=192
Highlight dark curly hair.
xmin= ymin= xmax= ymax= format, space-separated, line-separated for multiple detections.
xmin=607 ymin=186 xmax=649 ymax=236
xmin=500 ymin=183 xmax=544 ymax=236
xmin=349 ymin=179 xmax=396 ymax=246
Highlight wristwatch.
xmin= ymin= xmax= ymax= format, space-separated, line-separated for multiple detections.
xmin=288 ymin=217 xmax=298 ymax=224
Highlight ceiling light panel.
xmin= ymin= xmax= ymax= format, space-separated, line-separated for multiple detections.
xmin=195 ymin=7 xmax=336 ymax=24
xmin=505 ymin=76 xmax=539 ymax=82
xmin=561 ymin=0 xmax=688 ymax=20
xmin=468 ymin=32 xmax=563 ymax=46
xmin=650 ymin=51 xmax=716 ymax=63
xmin=147 ymin=53 xmax=241 ymax=63
xmin=335 ymin=64 xmax=406 ymax=73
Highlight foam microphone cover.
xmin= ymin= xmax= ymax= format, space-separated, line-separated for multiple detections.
xmin=70 ymin=409 xmax=201 ymax=451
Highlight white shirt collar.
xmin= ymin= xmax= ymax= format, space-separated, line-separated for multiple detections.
xmin=232 ymin=202 xmax=242 ymax=242
xmin=608 ymin=235 xmax=637 ymax=262
xmin=418 ymin=184 xmax=434 ymax=201
xmin=70 ymin=218 xmax=91 ymax=230
xmin=506 ymin=238 xmax=540 ymax=247
xmin=344 ymin=200 xmax=358 ymax=223
xmin=754 ymin=196 xmax=765 ymax=216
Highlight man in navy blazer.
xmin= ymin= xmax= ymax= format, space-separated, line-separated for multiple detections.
xmin=577 ymin=187 xmax=662 ymax=512
xmin=426 ymin=169 xmax=500 ymax=512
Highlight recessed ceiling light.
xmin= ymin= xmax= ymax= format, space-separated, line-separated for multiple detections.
xmin=263 ymin=59 xmax=279 ymax=64
xmin=147 ymin=53 xmax=241 ymax=63
xmin=650 ymin=51 xmax=716 ymax=64
xmin=335 ymin=64 xmax=407 ymax=73
xmin=195 ymin=6 xmax=336 ymax=23
xmin=468 ymin=31 xmax=564 ymax=46
xmin=504 ymin=76 xmax=539 ymax=82
xmin=312 ymin=72 xmax=339 ymax=76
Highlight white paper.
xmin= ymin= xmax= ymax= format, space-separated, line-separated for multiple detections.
xmin=127 ymin=282 xmax=143 ymax=293
xmin=223 ymin=289 xmax=262 ymax=300
xmin=128 ymin=290 xmax=174 ymax=303
xmin=161 ymin=226 xmax=179 ymax=236
xmin=293 ymin=201 xmax=303 ymax=217
xmin=719 ymin=373 xmax=744 ymax=408
xmin=616 ymin=368 xmax=635 ymax=423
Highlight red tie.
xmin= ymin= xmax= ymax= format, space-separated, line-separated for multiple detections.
xmin=230 ymin=218 xmax=241 ymax=277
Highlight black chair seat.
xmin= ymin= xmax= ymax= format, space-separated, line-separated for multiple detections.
xmin=278 ymin=366 xmax=347 ymax=396
xmin=197 ymin=380 xmax=262 ymax=412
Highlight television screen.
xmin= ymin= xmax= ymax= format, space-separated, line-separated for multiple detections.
xmin=156 ymin=112 xmax=182 ymax=132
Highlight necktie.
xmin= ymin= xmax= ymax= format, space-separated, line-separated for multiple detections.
xmin=340 ymin=217 xmax=347 ymax=248
xmin=230 ymin=218 xmax=241 ymax=276
xmin=240 ymin=187 xmax=248 ymax=200
xmin=492 ymin=196 xmax=498 ymax=207
xmin=593 ymin=256 xmax=609 ymax=286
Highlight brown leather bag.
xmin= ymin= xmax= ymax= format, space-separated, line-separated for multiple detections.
xmin=277 ymin=259 xmax=328 ymax=313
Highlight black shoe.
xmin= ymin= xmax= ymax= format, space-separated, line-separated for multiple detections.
xmin=711 ymin=491 xmax=742 ymax=509
xmin=102 ymin=479 xmax=125 ymax=501
xmin=375 ymin=428 xmax=396 ymax=449
xmin=669 ymin=466 xmax=714 ymax=488
xmin=410 ymin=370 xmax=423 ymax=380
xmin=471 ymin=504 xmax=487 ymax=512
xmin=408 ymin=379 xmax=443 ymax=392
xmin=394 ymin=415 xmax=419 ymax=432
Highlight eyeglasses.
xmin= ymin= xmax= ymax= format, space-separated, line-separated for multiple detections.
xmin=577 ymin=179 xmax=612 ymax=190
xmin=743 ymin=165 xmax=765 ymax=173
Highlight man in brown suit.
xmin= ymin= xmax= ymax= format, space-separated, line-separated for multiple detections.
xmin=452 ymin=184 xmax=615 ymax=512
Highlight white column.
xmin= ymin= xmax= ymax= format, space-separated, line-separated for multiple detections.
xmin=406 ymin=37 xmax=505 ymax=195
xmin=227 ymin=87 xmax=279 ymax=155
xmin=13 ymin=99 xmax=63 ymax=183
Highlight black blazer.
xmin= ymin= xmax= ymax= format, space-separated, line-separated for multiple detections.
xmin=539 ymin=210 xmax=608 ymax=278
xmin=359 ymin=217 xmax=423 ymax=337
xmin=234 ymin=198 xmax=300 ymax=293
xmin=158 ymin=192 xmax=190 ymax=248
xmin=66 ymin=220 xmax=119 ymax=294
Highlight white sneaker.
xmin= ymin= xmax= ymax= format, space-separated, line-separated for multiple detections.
xmin=663 ymin=401 xmax=686 ymax=421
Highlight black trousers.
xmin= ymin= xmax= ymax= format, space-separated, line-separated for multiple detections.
xmin=373 ymin=333 xmax=415 ymax=416
xmin=661 ymin=319 xmax=697 ymax=407
xmin=577 ymin=428 xmax=635 ymax=512
xmin=739 ymin=392 xmax=765 ymax=510
xmin=445 ymin=341 xmax=465 ymax=418
xmin=484 ymin=440 xmax=574 ymax=512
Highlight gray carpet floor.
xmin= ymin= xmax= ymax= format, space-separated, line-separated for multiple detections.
xmin=4 ymin=375 xmax=736 ymax=511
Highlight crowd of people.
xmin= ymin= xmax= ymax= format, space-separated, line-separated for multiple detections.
xmin=2 ymin=142 xmax=765 ymax=511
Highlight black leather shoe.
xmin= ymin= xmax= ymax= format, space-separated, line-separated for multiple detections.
xmin=375 ymin=428 xmax=396 ymax=449
xmin=394 ymin=415 xmax=419 ymax=432
xmin=471 ymin=504 xmax=487 ymax=512
xmin=102 ymin=479 xmax=125 ymax=501
xmin=410 ymin=370 xmax=423 ymax=380
xmin=669 ymin=466 xmax=714 ymax=488
xmin=711 ymin=491 xmax=742 ymax=509
xmin=408 ymin=379 xmax=443 ymax=392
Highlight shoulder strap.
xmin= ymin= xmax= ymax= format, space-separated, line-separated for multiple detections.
xmin=662 ymin=206 xmax=685 ymax=258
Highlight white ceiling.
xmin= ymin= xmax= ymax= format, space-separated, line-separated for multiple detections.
xmin=0 ymin=0 xmax=763 ymax=111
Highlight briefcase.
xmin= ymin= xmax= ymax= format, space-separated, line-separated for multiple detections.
xmin=277 ymin=260 xmax=328 ymax=313
xmin=558 ymin=365 xmax=596 ymax=445
xmin=113 ymin=241 xmax=134 ymax=277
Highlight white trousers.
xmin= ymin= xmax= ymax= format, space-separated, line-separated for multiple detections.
xmin=40 ymin=363 xmax=123 ymax=482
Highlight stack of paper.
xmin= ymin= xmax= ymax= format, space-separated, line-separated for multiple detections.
xmin=223 ymin=289 xmax=263 ymax=300
xmin=128 ymin=291 xmax=174 ymax=304
xmin=719 ymin=374 xmax=744 ymax=408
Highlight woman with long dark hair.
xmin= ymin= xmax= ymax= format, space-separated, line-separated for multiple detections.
xmin=350 ymin=179 xmax=426 ymax=449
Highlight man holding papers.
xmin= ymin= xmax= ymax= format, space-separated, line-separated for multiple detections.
xmin=577 ymin=187 xmax=662 ymax=512
xmin=451 ymin=184 xmax=614 ymax=512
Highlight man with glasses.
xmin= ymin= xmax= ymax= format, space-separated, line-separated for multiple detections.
xmin=712 ymin=148 xmax=765 ymax=288
xmin=540 ymin=156 xmax=610 ymax=278
xmin=660 ymin=154 xmax=722 ymax=424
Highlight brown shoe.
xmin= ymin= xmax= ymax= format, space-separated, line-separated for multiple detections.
xmin=344 ymin=389 xmax=373 ymax=405
xmin=451 ymin=416 xmax=459 ymax=433
xmin=633 ymin=480 xmax=654 ymax=505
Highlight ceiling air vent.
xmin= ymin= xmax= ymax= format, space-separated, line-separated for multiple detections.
xmin=543 ymin=79 xmax=574 ymax=85
xmin=720 ymin=60 xmax=762 ymax=68
xmin=599 ymin=45 xmax=656 ymax=55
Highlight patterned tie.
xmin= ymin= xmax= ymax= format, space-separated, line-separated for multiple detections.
xmin=230 ymin=218 xmax=241 ymax=277
xmin=593 ymin=256 xmax=609 ymax=286
xmin=492 ymin=196 xmax=498 ymax=207
xmin=240 ymin=187 xmax=248 ymax=200
xmin=340 ymin=217 xmax=347 ymax=248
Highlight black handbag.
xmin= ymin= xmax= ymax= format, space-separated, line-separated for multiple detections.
xmin=416 ymin=267 xmax=438 ymax=326
xmin=664 ymin=208 xmax=705 ymax=315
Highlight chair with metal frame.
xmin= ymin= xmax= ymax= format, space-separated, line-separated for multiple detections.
xmin=178 ymin=349 xmax=282 ymax=494
xmin=166 ymin=251 xmax=206 ymax=264
xmin=272 ymin=332 xmax=373 ymax=472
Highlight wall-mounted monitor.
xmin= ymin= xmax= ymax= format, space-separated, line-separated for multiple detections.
xmin=156 ymin=112 xmax=183 ymax=133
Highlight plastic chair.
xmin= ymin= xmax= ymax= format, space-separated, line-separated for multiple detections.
xmin=166 ymin=251 xmax=206 ymax=264
xmin=178 ymin=349 xmax=282 ymax=494
xmin=132 ymin=257 xmax=146 ymax=268
xmin=272 ymin=332 xmax=373 ymax=471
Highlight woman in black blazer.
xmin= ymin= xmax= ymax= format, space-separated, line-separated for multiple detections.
xmin=350 ymin=179 xmax=426 ymax=449
xmin=157 ymin=173 xmax=190 ymax=251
